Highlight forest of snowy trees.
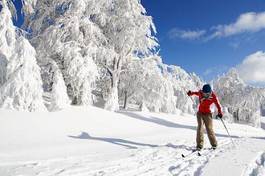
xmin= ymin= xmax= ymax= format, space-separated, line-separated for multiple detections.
xmin=0 ymin=0 xmax=264 ymax=127
xmin=213 ymin=68 xmax=265 ymax=127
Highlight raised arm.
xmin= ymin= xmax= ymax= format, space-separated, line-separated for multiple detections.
xmin=187 ymin=90 xmax=200 ymax=97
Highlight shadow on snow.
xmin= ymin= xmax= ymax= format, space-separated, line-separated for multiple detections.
xmin=69 ymin=132 xmax=158 ymax=149
xmin=68 ymin=111 xmax=245 ymax=149
xmin=68 ymin=132 xmax=196 ymax=150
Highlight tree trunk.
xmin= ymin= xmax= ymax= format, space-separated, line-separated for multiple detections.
xmin=104 ymin=71 xmax=120 ymax=111
xmin=123 ymin=90 xmax=128 ymax=110
xmin=140 ymin=101 xmax=149 ymax=112
xmin=104 ymin=56 xmax=123 ymax=111
xmin=236 ymin=108 xmax=240 ymax=121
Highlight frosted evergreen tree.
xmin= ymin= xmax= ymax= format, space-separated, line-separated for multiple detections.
xmin=0 ymin=0 xmax=46 ymax=111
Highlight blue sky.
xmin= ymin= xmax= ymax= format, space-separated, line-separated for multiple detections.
xmin=12 ymin=0 xmax=265 ymax=84
xmin=142 ymin=0 xmax=265 ymax=83
xmin=13 ymin=0 xmax=23 ymax=26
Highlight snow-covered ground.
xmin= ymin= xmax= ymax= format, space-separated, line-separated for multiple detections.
xmin=0 ymin=106 xmax=265 ymax=176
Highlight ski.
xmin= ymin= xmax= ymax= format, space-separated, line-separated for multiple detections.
xmin=181 ymin=149 xmax=201 ymax=158
xmin=181 ymin=147 xmax=216 ymax=158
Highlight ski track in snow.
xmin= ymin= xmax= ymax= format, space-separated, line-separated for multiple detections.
xmin=168 ymin=139 xmax=232 ymax=176
xmin=243 ymin=152 xmax=265 ymax=176
xmin=0 ymin=139 xmax=238 ymax=176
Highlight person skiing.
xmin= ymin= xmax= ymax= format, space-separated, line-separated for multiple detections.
xmin=187 ymin=84 xmax=223 ymax=150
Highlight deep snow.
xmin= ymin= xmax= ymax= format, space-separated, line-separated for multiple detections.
xmin=0 ymin=106 xmax=265 ymax=176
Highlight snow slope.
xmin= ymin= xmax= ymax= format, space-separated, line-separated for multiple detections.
xmin=0 ymin=106 xmax=265 ymax=176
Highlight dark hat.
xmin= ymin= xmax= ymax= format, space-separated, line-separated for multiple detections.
xmin=202 ymin=84 xmax=212 ymax=93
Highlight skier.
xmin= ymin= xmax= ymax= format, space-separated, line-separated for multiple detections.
xmin=187 ymin=84 xmax=223 ymax=151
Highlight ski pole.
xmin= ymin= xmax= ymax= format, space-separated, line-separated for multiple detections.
xmin=185 ymin=89 xmax=196 ymax=104
xmin=189 ymin=95 xmax=195 ymax=104
xmin=218 ymin=116 xmax=236 ymax=147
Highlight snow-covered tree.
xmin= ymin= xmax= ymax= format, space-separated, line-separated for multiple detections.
xmin=24 ymin=0 xmax=103 ymax=106
xmin=41 ymin=60 xmax=69 ymax=111
xmin=0 ymin=0 xmax=45 ymax=111
xmin=118 ymin=54 xmax=204 ymax=114
xmin=164 ymin=65 xmax=203 ymax=114
xmin=93 ymin=0 xmax=158 ymax=111
xmin=119 ymin=56 xmax=176 ymax=113
xmin=118 ymin=57 xmax=144 ymax=110
xmin=213 ymin=68 xmax=265 ymax=127
xmin=23 ymin=0 xmax=158 ymax=111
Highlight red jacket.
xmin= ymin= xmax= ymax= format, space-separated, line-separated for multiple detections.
xmin=190 ymin=90 xmax=222 ymax=115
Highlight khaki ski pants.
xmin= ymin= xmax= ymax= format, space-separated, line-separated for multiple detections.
xmin=196 ymin=112 xmax=217 ymax=148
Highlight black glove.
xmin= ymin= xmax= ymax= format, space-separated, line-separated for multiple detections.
xmin=217 ymin=113 xmax=223 ymax=118
xmin=187 ymin=90 xmax=192 ymax=96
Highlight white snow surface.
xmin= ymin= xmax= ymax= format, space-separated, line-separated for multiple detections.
xmin=0 ymin=106 xmax=265 ymax=176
